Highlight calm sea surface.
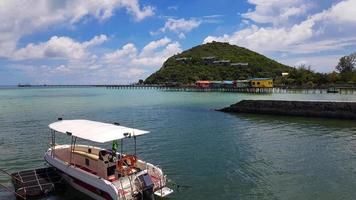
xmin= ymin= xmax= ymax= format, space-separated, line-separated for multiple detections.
xmin=1 ymin=87 xmax=356 ymax=200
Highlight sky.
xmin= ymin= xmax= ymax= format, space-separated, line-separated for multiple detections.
xmin=0 ymin=0 xmax=356 ymax=85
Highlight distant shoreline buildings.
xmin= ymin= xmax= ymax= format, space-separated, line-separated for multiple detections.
xmin=174 ymin=55 xmax=273 ymax=88
xmin=196 ymin=78 xmax=273 ymax=89
xmin=175 ymin=56 xmax=249 ymax=67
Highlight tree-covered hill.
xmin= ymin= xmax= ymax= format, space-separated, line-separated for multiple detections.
xmin=145 ymin=41 xmax=293 ymax=84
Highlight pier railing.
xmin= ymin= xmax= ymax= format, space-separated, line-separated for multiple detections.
xmin=106 ymin=85 xmax=356 ymax=94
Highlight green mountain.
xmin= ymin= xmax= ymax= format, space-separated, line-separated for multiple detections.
xmin=145 ymin=41 xmax=292 ymax=84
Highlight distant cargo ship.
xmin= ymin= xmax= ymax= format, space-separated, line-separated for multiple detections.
xmin=17 ymin=84 xmax=31 ymax=87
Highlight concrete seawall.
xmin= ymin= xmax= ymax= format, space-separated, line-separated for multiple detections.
xmin=218 ymin=100 xmax=356 ymax=120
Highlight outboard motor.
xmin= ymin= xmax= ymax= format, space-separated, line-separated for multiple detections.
xmin=136 ymin=173 xmax=155 ymax=200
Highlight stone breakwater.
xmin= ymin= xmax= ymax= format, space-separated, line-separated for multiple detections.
xmin=218 ymin=100 xmax=356 ymax=120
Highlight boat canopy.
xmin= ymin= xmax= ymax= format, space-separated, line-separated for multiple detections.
xmin=49 ymin=119 xmax=149 ymax=143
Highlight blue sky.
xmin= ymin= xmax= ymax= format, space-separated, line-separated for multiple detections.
xmin=0 ymin=0 xmax=355 ymax=84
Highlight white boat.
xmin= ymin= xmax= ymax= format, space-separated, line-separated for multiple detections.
xmin=44 ymin=119 xmax=173 ymax=200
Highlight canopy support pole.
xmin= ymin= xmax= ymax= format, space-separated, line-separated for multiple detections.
xmin=134 ymin=136 xmax=137 ymax=156
xmin=120 ymin=139 xmax=123 ymax=156
xmin=51 ymin=130 xmax=56 ymax=157
xmin=50 ymin=130 xmax=53 ymax=156
xmin=70 ymin=136 xmax=73 ymax=164
xmin=69 ymin=136 xmax=77 ymax=165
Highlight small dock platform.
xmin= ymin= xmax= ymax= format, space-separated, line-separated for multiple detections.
xmin=1 ymin=167 xmax=65 ymax=199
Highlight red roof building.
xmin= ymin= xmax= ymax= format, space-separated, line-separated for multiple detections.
xmin=196 ymin=80 xmax=210 ymax=88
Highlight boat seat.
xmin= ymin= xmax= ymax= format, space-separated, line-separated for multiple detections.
xmin=72 ymin=150 xmax=99 ymax=161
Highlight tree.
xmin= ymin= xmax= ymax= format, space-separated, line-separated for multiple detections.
xmin=351 ymin=53 xmax=356 ymax=71
xmin=336 ymin=53 xmax=356 ymax=73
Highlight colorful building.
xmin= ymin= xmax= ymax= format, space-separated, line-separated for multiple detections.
xmin=250 ymin=78 xmax=273 ymax=88
xmin=222 ymin=80 xmax=235 ymax=88
xmin=210 ymin=81 xmax=223 ymax=88
xmin=235 ymin=80 xmax=250 ymax=88
xmin=195 ymin=80 xmax=210 ymax=88
xmin=195 ymin=78 xmax=274 ymax=89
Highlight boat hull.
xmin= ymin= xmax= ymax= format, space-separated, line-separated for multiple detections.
xmin=44 ymin=148 xmax=119 ymax=200
xmin=44 ymin=145 xmax=172 ymax=200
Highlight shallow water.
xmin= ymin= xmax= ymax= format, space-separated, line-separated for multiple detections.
xmin=1 ymin=87 xmax=356 ymax=200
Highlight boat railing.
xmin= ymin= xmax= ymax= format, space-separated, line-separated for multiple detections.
xmin=0 ymin=168 xmax=26 ymax=199
xmin=149 ymin=164 xmax=167 ymax=197
xmin=127 ymin=174 xmax=134 ymax=195
xmin=118 ymin=177 xmax=127 ymax=200
xmin=158 ymin=175 xmax=163 ymax=196
xmin=155 ymin=164 xmax=163 ymax=186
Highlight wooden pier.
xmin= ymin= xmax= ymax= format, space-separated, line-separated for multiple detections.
xmin=14 ymin=84 xmax=356 ymax=94
xmin=105 ymin=85 xmax=356 ymax=94
xmin=105 ymin=85 xmax=275 ymax=93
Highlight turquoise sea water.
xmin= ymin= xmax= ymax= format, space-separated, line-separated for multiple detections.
xmin=1 ymin=87 xmax=356 ymax=200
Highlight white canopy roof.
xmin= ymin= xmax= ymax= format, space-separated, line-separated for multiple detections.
xmin=49 ymin=119 xmax=149 ymax=143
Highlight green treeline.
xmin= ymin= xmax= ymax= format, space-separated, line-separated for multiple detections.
xmin=276 ymin=53 xmax=356 ymax=88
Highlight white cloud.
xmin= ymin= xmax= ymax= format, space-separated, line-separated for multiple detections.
xmin=134 ymin=41 xmax=182 ymax=67
xmin=204 ymin=23 xmax=314 ymax=53
xmin=161 ymin=18 xmax=202 ymax=33
xmin=152 ymin=15 xmax=224 ymax=38
xmin=322 ymin=0 xmax=356 ymax=23
xmin=140 ymin=37 xmax=171 ymax=57
xmin=118 ymin=0 xmax=155 ymax=21
xmin=12 ymin=34 xmax=107 ymax=60
xmin=104 ymin=37 xmax=182 ymax=68
xmin=0 ymin=0 xmax=154 ymax=59
xmin=280 ymin=54 xmax=343 ymax=72
xmin=167 ymin=6 xmax=178 ymax=11
xmin=104 ymin=43 xmax=138 ymax=64
xmin=11 ymin=37 xmax=182 ymax=84
xmin=242 ymin=0 xmax=309 ymax=25
xmin=284 ymin=37 xmax=356 ymax=54
xmin=83 ymin=35 xmax=109 ymax=47
xmin=204 ymin=0 xmax=356 ymax=54
xmin=178 ymin=33 xmax=186 ymax=39
xmin=203 ymin=0 xmax=356 ymax=72
xmin=202 ymin=14 xmax=224 ymax=24
xmin=152 ymin=18 xmax=202 ymax=37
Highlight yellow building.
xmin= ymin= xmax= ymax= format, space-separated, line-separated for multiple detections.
xmin=250 ymin=78 xmax=273 ymax=88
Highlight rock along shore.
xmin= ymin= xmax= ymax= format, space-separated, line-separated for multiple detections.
xmin=218 ymin=100 xmax=356 ymax=120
